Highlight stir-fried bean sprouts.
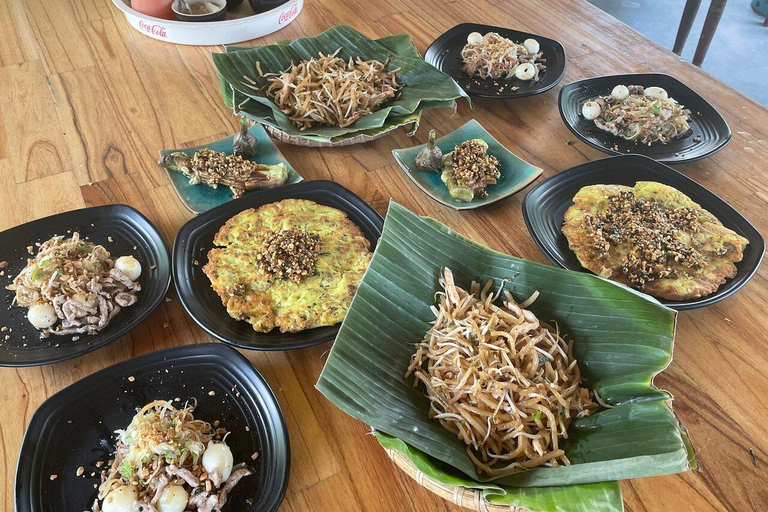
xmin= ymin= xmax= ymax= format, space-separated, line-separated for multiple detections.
xmin=258 ymin=50 xmax=404 ymax=130
xmin=407 ymin=268 xmax=598 ymax=476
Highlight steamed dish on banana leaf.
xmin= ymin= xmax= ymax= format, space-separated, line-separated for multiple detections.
xmin=441 ymin=139 xmax=501 ymax=202
xmin=461 ymin=32 xmax=545 ymax=82
xmin=93 ymin=400 xmax=251 ymax=512
xmin=203 ymin=199 xmax=372 ymax=333
xmin=256 ymin=50 xmax=404 ymax=130
xmin=407 ymin=268 xmax=598 ymax=476
xmin=7 ymin=233 xmax=141 ymax=337
xmin=562 ymin=181 xmax=749 ymax=300
xmin=581 ymin=85 xmax=691 ymax=145
xmin=158 ymin=149 xmax=288 ymax=199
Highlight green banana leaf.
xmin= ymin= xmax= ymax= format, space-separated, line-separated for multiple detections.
xmin=316 ymin=201 xmax=696 ymax=489
xmin=212 ymin=25 xmax=469 ymax=142
xmin=376 ymin=433 xmax=624 ymax=512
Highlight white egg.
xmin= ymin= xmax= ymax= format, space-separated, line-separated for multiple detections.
xmin=514 ymin=63 xmax=536 ymax=81
xmin=582 ymin=101 xmax=602 ymax=120
xmin=611 ymin=85 xmax=630 ymax=101
xmin=523 ymin=38 xmax=540 ymax=55
xmin=27 ymin=304 xmax=57 ymax=329
xmin=157 ymin=485 xmax=189 ymax=512
xmin=202 ymin=441 xmax=234 ymax=482
xmin=466 ymin=32 xmax=483 ymax=44
xmin=102 ymin=486 xmax=138 ymax=512
xmin=644 ymin=86 xmax=668 ymax=101
xmin=115 ymin=256 xmax=142 ymax=281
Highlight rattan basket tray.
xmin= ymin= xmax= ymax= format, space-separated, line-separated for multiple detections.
xmin=385 ymin=448 xmax=537 ymax=512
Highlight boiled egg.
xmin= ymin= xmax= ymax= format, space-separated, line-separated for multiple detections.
xmin=582 ymin=100 xmax=602 ymax=120
xmin=115 ymin=256 xmax=142 ymax=281
xmin=157 ymin=485 xmax=189 ymax=512
xmin=102 ymin=486 xmax=138 ymax=512
xmin=202 ymin=441 xmax=233 ymax=482
xmin=27 ymin=304 xmax=57 ymax=329
xmin=514 ymin=63 xmax=536 ymax=81
xmin=523 ymin=38 xmax=540 ymax=55
xmin=466 ymin=32 xmax=483 ymax=44
xmin=611 ymin=85 xmax=630 ymax=101
xmin=644 ymin=86 xmax=668 ymax=101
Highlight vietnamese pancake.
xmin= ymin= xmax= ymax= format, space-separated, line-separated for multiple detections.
xmin=203 ymin=199 xmax=372 ymax=333
xmin=562 ymin=181 xmax=748 ymax=301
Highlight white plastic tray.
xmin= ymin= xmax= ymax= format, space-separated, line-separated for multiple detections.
xmin=111 ymin=0 xmax=302 ymax=45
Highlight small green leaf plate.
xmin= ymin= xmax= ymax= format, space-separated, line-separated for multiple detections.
xmin=391 ymin=119 xmax=543 ymax=210
xmin=160 ymin=124 xmax=302 ymax=215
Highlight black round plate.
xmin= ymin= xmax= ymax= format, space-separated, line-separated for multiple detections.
xmin=559 ymin=73 xmax=732 ymax=164
xmin=425 ymin=23 xmax=566 ymax=99
xmin=0 ymin=205 xmax=171 ymax=366
xmin=15 ymin=343 xmax=289 ymax=512
xmin=173 ymin=180 xmax=384 ymax=350
xmin=522 ymin=154 xmax=764 ymax=310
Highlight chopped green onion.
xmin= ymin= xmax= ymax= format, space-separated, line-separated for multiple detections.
xmin=534 ymin=411 xmax=542 ymax=421
xmin=120 ymin=460 xmax=134 ymax=478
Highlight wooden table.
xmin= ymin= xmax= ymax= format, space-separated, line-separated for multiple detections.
xmin=1 ymin=1 xmax=767 ymax=511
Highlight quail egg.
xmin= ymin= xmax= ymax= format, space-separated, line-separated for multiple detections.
xmin=523 ymin=38 xmax=540 ymax=55
xmin=515 ymin=63 xmax=536 ymax=81
xmin=582 ymin=100 xmax=602 ymax=120
xmin=27 ymin=304 xmax=57 ymax=329
xmin=611 ymin=85 xmax=630 ymax=101
xmin=644 ymin=86 xmax=668 ymax=101
xmin=114 ymin=256 xmax=142 ymax=281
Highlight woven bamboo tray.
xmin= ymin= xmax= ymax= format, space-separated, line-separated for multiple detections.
xmin=264 ymin=123 xmax=411 ymax=147
xmin=385 ymin=448 xmax=537 ymax=512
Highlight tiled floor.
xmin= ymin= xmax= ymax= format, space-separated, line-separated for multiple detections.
xmin=587 ymin=0 xmax=768 ymax=106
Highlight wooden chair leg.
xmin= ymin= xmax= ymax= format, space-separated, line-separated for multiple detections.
xmin=673 ymin=0 xmax=703 ymax=54
xmin=693 ymin=0 xmax=729 ymax=66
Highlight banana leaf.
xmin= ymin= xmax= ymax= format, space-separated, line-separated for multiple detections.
xmin=316 ymin=201 xmax=696 ymax=489
xmin=376 ymin=433 xmax=624 ymax=512
xmin=212 ymin=25 xmax=469 ymax=142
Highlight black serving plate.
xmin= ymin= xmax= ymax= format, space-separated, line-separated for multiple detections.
xmin=0 ymin=205 xmax=171 ymax=367
xmin=425 ymin=23 xmax=566 ymax=99
xmin=15 ymin=343 xmax=289 ymax=512
xmin=559 ymin=73 xmax=731 ymax=164
xmin=522 ymin=154 xmax=764 ymax=310
xmin=173 ymin=180 xmax=384 ymax=350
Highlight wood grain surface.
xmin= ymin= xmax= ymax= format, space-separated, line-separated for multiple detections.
xmin=1 ymin=1 xmax=767 ymax=511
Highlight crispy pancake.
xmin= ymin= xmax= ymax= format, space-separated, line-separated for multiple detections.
xmin=562 ymin=182 xmax=748 ymax=301
xmin=203 ymin=199 xmax=372 ymax=333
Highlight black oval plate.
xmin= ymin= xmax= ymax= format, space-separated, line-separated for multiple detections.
xmin=522 ymin=154 xmax=764 ymax=310
xmin=559 ymin=73 xmax=732 ymax=164
xmin=425 ymin=23 xmax=566 ymax=99
xmin=15 ymin=343 xmax=289 ymax=512
xmin=173 ymin=180 xmax=384 ymax=350
xmin=0 ymin=205 xmax=170 ymax=367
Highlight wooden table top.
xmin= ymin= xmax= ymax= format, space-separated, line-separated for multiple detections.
xmin=1 ymin=0 xmax=767 ymax=511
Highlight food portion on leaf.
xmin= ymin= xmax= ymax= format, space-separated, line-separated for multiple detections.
xmin=258 ymin=51 xmax=404 ymax=130
xmin=158 ymin=148 xmax=288 ymax=199
xmin=212 ymin=25 xmax=469 ymax=143
xmin=92 ymin=400 xmax=251 ymax=512
xmin=441 ymin=139 xmax=501 ymax=202
xmin=562 ymin=181 xmax=749 ymax=301
xmin=407 ymin=267 xmax=598 ymax=476
xmin=316 ymin=201 xmax=694 ymax=489
xmin=8 ymin=233 xmax=141 ymax=337
xmin=581 ymin=85 xmax=691 ymax=145
xmin=203 ymin=199 xmax=372 ymax=333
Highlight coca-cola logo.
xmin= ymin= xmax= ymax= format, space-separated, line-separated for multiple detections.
xmin=278 ymin=3 xmax=299 ymax=24
xmin=138 ymin=20 xmax=168 ymax=38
